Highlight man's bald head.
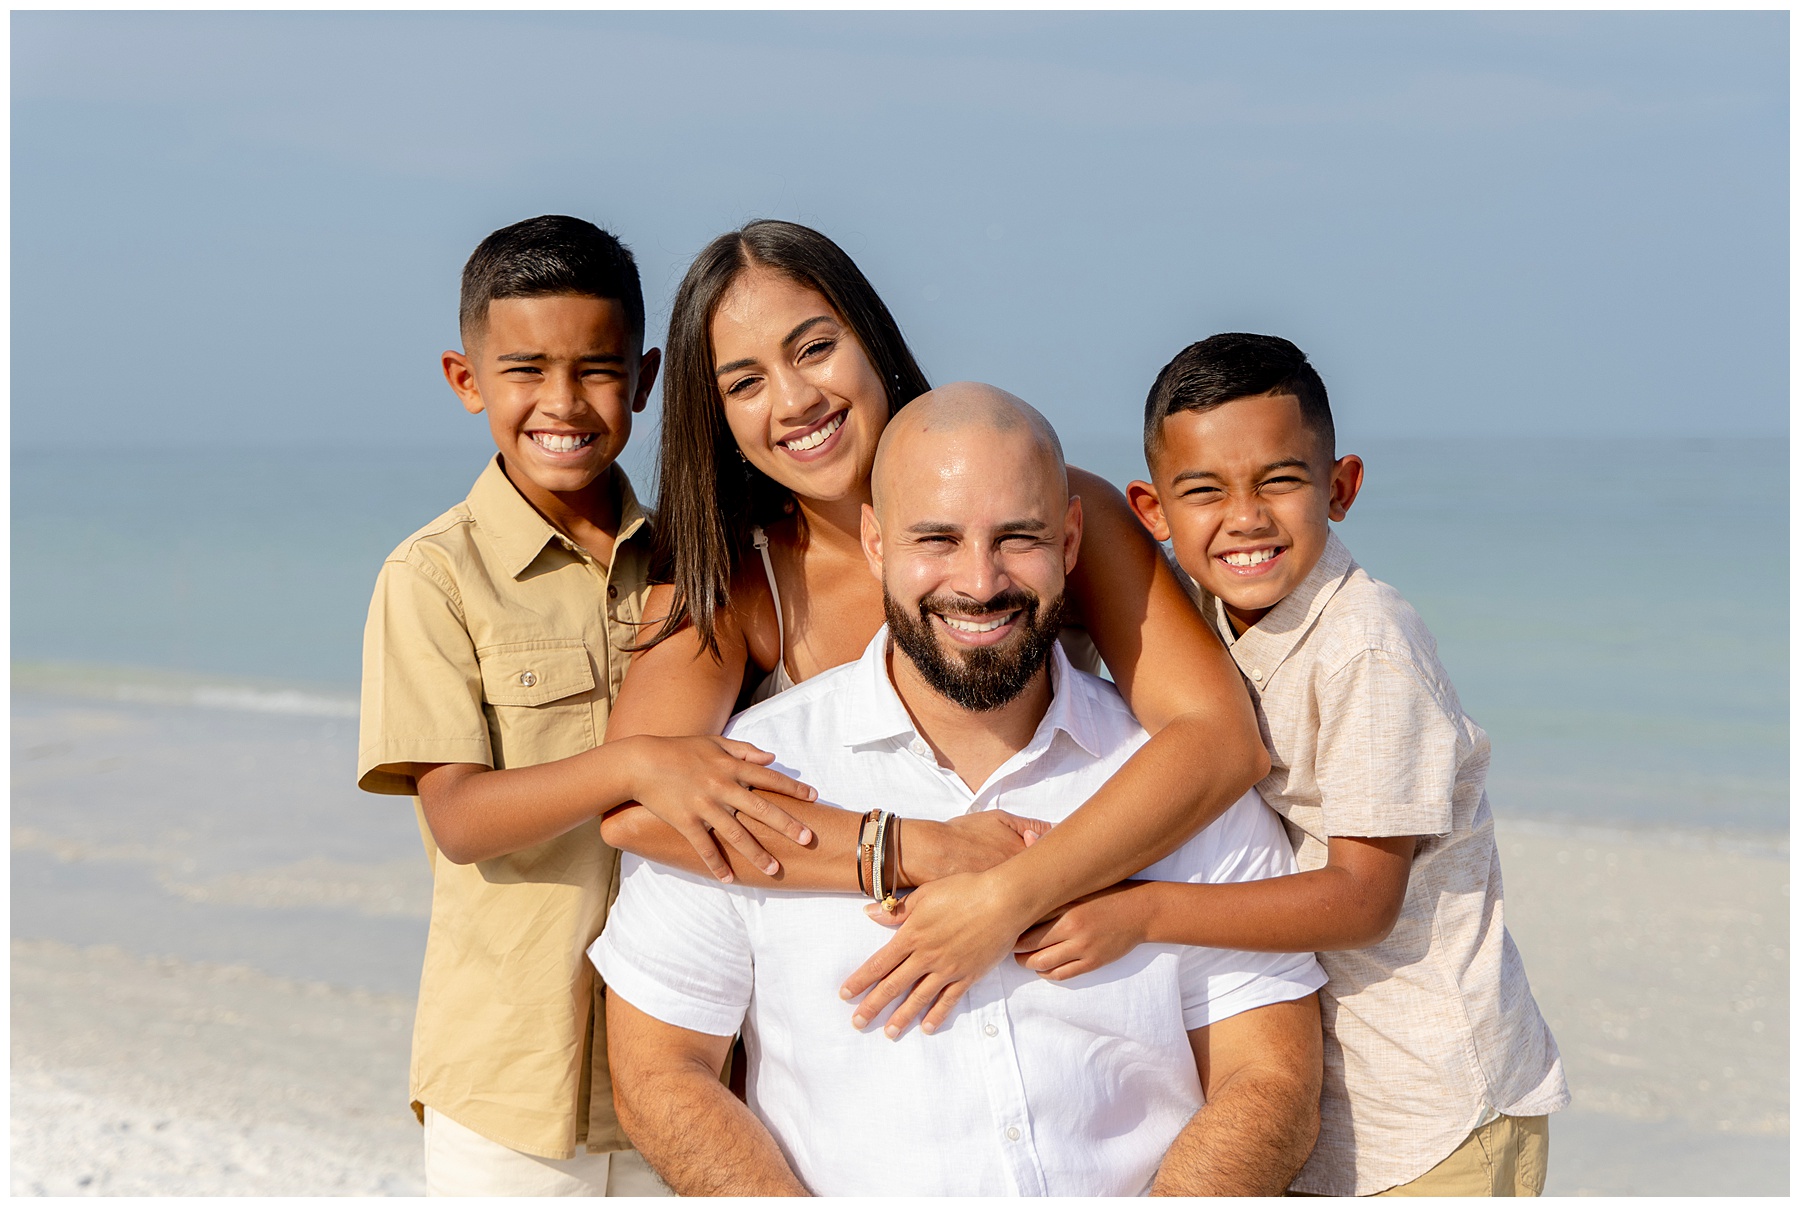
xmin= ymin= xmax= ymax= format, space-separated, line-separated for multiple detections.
xmin=871 ymin=382 xmax=1067 ymax=517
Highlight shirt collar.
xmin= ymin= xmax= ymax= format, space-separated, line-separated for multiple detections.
xmin=466 ymin=454 xmax=651 ymax=580
xmin=841 ymin=626 xmax=1103 ymax=759
xmin=1204 ymin=529 xmax=1356 ymax=683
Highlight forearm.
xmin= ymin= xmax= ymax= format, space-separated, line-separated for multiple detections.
xmin=602 ymin=802 xmax=975 ymax=893
xmin=418 ymin=748 xmax=637 ymax=865
xmin=1132 ymin=868 xmax=1399 ymax=952
xmin=1151 ymin=1067 xmax=1320 ymax=1196
xmin=615 ymin=1059 xmax=806 ymax=1195
xmin=986 ymin=710 xmax=1263 ymax=924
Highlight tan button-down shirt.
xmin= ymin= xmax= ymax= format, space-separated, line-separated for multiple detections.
xmin=1198 ymin=532 xmax=1569 ymax=1196
xmin=358 ymin=455 xmax=652 ymax=1160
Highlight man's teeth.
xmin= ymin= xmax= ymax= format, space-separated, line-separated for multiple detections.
xmin=781 ymin=413 xmax=844 ymax=453
xmin=939 ymin=612 xmax=1013 ymax=634
xmin=532 ymin=432 xmax=596 ymax=453
xmin=1221 ymin=548 xmax=1279 ymax=568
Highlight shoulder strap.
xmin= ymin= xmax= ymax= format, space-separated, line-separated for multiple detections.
xmin=751 ymin=526 xmax=787 ymax=659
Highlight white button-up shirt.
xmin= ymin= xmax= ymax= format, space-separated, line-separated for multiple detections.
xmin=592 ymin=631 xmax=1324 ymax=1196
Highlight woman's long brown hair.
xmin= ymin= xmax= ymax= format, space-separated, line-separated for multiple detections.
xmin=645 ymin=220 xmax=931 ymax=658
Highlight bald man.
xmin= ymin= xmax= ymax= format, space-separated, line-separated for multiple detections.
xmin=591 ymin=384 xmax=1327 ymax=1196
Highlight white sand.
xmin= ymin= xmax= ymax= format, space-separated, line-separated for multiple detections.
xmin=11 ymin=940 xmax=422 ymax=1196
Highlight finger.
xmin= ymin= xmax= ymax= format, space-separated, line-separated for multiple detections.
xmin=840 ymin=936 xmax=911 ymax=1003
xmin=1039 ymin=957 xmax=1095 ymax=983
xmin=738 ymin=781 xmax=817 ymax=843
xmin=882 ymin=973 xmax=947 ymax=1039
xmin=1014 ymin=923 xmax=1054 ymax=952
xmin=918 ymin=978 xmax=971 ymax=1035
xmin=848 ymin=954 xmax=922 ymax=1030
xmin=1019 ymin=941 xmax=1078 ymax=976
xmin=679 ymin=822 xmax=736 ymax=884
xmin=708 ymin=808 xmax=781 ymax=877
xmin=714 ymin=737 xmax=776 ymax=764
xmin=863 ymin=899 xmax=907 ymax=928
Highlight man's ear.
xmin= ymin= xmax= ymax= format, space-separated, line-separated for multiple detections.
xmin=1125 ymin=480 xmax=1171 ymax=542
xmin=443 ymin=350 xmax=484 ymax=415
xmin=632 ymin=347 xmax=663 ymax=414
xmin=1327 ymin=454 xmax=1364 ymax=522
xmin=1062 ymin=494 xmax=1084 ymax=575
xmin=860 ymin=503 xmax=884 ymax=581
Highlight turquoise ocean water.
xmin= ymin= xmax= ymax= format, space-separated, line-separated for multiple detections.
xmin=12 ymin=435 xmax=1787 ymax=834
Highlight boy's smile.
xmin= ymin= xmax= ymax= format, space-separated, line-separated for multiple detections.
xmin=1128 ymin=392 xmax=1362 ymax=635
xmin=443 ymin=294 xmax=660 ymax=539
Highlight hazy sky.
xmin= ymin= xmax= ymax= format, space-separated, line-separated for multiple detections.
xmin=13 ymin=11 xmax=1788 ymax=456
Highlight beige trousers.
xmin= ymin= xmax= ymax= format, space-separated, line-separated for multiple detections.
xmin=1377 ymin=1114 xmax=1549 ymax=1197
xmin=423 ymin=1107 xmax=674 ymax=1197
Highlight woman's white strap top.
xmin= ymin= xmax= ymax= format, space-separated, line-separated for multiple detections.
xmin=747 ymin=526 xmax=798 ymax=704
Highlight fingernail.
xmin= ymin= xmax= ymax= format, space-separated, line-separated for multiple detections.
xmin=884 ymin=1024 xmax=900 ymax=1039
xmin=798 ymin=827 xmax=814 ymax=843
xmin=764 ymin=862 xmax=780 ymax=875
xmin=921 ymin=1022 xmax=936 ymax=1035
xmin=719 ymin=873 xmax=734 ymax=884
xmin=852 ymin=1014 xmax=868 ymax=1028
xmin=840 ymin=987 xmax=853 ymax=1000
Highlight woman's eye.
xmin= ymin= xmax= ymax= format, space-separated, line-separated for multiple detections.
xmin=798 ymin=338 xmax=835 ymax=361
xmin=724 ymin=375 xmax=760 ymax=398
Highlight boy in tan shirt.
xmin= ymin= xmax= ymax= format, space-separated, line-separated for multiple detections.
xmin=1013 ymin=333 xmax=1568 ymax=1195
xmin=357 ymin=216 xmax=811 ymax=1194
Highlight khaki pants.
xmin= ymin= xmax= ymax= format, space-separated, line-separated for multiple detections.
xmin=1378 ymin=1114 xmax=1549 ymax=1197
xmin=423 ymin=1107 xmax=674 ymax=1196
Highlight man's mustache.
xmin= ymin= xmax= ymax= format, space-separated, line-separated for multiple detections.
xmin=917 ymin=588 xmax=1038 ymax=620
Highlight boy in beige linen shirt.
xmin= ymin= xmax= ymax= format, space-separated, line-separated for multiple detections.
xmin=358 ymin=216 xmax=811 ymax=1195
xmin=1015 ymin=333 xmax=1567 ymax=1196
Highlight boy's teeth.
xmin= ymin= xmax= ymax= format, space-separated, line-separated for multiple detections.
xmin=1222 ymin=548 xmax=1279 ymax=567
xmin=533 ymin=432 xmax=595 ymax=453
xmin=940 ymin=612 xmax=1012 ymax=634
xmin=781 ymin=413 xmax=844 ymax=452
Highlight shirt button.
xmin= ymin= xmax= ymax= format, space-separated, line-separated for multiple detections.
xmin=518 ymin=670 xmax=537 ymax=687
xmin=607 ymin=585 xmax=618 ymax=599
xmin=1250 ymin=668 xmax=1264 ymax=681
xmin=909 ymin=739 xmax=930 ymax=757
xmin=984 ymin=1023 xmax=998 ymax=1037
xmin=1005 ymin=1126 xmax=1021 ymax=1142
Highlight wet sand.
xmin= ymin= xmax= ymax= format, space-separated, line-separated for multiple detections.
xmin=9 ymin=691 xmax=1789 ymax=1195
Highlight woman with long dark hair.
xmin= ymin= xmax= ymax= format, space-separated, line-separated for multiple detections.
xmin=601 ymin=219 xmax=1268 ymax=1035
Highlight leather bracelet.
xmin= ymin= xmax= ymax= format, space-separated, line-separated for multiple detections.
xmin=856 ymin=809 xmax=880 ymax=897
xmin=874 ymin=809 xmax=900 ymax=913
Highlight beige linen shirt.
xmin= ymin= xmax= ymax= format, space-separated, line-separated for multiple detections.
xmin=357 ymin=455 xmax=652 ymax=1160
xmin=1197 ymin=531 xmax=1569 ymax=1196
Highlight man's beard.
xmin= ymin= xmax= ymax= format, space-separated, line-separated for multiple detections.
xmin=884 ymin=584 xmax=1065 ymax=713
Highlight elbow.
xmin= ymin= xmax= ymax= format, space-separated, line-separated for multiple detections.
xmin=420 ymin=806 xmax=482 ymax=867
xmin=599 ymin=803 xmax=652 ymax=854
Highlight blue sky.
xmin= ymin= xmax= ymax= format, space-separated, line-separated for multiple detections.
xmin=13 ymin=11 xmax=1787 ymax=457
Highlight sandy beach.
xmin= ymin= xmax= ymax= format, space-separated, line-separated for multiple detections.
xmin=10 ymin=689 xmax=1789 ymax=1196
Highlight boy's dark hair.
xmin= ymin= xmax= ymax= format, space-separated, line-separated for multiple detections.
xmin=1143 ymin=333 xmax=1334 ymax=461
xmin=458 ymin=215 xmax=645 ymax=347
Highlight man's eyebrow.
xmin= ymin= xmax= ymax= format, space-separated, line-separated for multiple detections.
xmin=715 ymin=315 xmax=836 ymax=378
xmin=905 ymin=521 xmax=963 ymax=536
xmin=995 ymin=518 xmax=1050 ymax=533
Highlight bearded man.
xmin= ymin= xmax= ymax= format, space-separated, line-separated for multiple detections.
xmin=589 ymin=383 xmax=1326 ymax=1196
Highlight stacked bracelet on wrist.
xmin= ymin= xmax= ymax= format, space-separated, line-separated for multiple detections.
xmin=856 ymin=809 xmax=904 ymax=913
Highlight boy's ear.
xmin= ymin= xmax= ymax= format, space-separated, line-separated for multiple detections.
xmin=631 ymin=347 xmax=662 ymax=415
xmin=442 ymin=350 xmax=484 ymax=415
xmin=1125 ymin=480 xmax=1171 ymax=542
xmin=1328 ymin=454 xmax=1365 ymax=522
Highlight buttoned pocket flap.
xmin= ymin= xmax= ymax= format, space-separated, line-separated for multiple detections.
xmin=478 ymin=640 xmax=596 ymax=707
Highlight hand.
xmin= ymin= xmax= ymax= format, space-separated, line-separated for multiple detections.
xmin=621 ymin=734 xmax=817 ymax=882
xmin=1013 ymin=882 xmax=1152 ymax=981
xmin=839 ymin=870 xmax=1034 ymax=1039
xmin=901 ymin=810 xmax=1051 ymax=886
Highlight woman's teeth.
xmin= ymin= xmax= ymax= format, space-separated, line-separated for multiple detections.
xmin=1221 ymin=548 xmax=1279 ymax=567
xmin=781 ymin=413 xmax=844 ymax=453
xmin=532 ymin=432 xmax=596 ymax=453
xmin=939 ymin=612 xmax=1013 ymax=634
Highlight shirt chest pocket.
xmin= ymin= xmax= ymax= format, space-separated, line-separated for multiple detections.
xmin=477 ymin=639 xmax=598 ymax=768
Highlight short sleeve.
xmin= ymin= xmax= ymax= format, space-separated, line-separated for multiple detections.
xmin=1312 ymin=649 xmax=1462 ymax=838
xmin=589 ymin=855 xmax=754 ymax=1037
xmin=356 ymin=556 xmax=492 ymax=795
xmin=1169 ymin=794 xmax=1326 ymax=1030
